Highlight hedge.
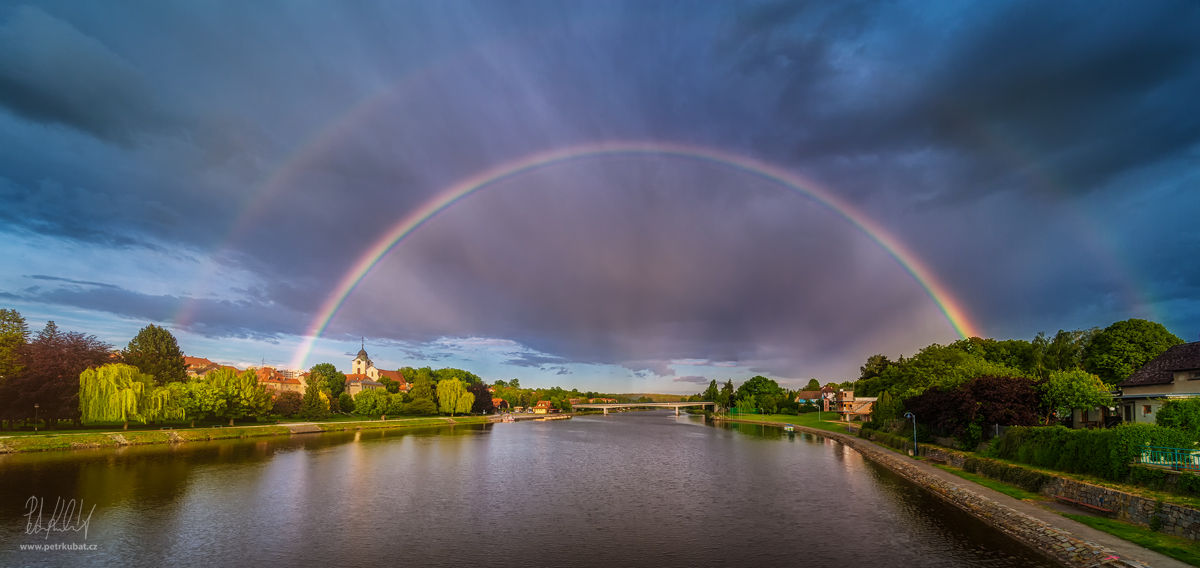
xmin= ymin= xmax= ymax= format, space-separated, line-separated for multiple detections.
xmin=962 ymin=456 xmax=1054 ymax=494
xmin=986 ymin=424 xmax=1198 ymax=481
xmin=860 ymin=428 xmax=915 ymax=454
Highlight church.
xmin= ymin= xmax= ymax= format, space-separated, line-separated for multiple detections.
xmin=344 ymin=342 xmax=407 ymax=396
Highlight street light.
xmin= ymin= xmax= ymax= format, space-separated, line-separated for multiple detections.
xmin=904 ymin=411 xmax=917 ymax=456
xmin=33 ymin=403 xmax=39 ymax=433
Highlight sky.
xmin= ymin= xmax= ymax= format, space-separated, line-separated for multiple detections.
xmin=1 ymin=1 xmax=1198 ymax=394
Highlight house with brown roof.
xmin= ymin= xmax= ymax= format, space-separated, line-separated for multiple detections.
xmin=345 ymin=374 xmax=385 ymax=396
xmin=795 ymin=386 xmax=836 ymax=411
xmin=533 ymin=400 xmax=557 ymax=414
xmin=492 ymin=397 xmax=509 ymax=411
xmin=183 ymin=356 xmax=221 ymax=378
xmin=1115 ymin=342 xmax=1200 ymax=424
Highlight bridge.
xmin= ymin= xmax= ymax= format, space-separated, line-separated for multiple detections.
xmin=572 ymin=402 xmax=716 ymax=416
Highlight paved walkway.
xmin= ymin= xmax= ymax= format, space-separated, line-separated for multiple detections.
xmin=832 ymin=426 xmax=1192 ymax=568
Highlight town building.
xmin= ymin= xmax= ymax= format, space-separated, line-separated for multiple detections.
xmin=256 ymin=367 xmax=303 ymax=394
xmin=533 ymin=400 xmax=557 ymax=414
xmin=184 ymin=356 xmax=220 ymax=378
xmin=1115 ymin=342 xmax=1200 ymax=424
xmin=492 ymin=397 xmax=510 ymax=411
xmin=344 ymin=343 xmax=387 ymax=396
xmin=795 ymin=385 xmax=836 ymax=411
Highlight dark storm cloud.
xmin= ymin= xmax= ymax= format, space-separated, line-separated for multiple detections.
xmin=3 ymin=1 xmax=1197 ymax=382
xmin=0 ymin=6 xmax=177 ymax=143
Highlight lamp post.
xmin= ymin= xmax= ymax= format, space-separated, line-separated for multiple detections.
xmin=904 ymin=411 xmax=917 ymax=456
xmin=34 ymin=403 xmax=39 ymax=433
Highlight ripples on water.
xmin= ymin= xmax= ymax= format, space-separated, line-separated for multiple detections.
xmin=0 ymin=411 xmax=1055 ymax=568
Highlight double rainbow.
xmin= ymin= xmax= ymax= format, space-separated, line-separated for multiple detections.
xmin=289 ymin=141 xmax=979 ymax=370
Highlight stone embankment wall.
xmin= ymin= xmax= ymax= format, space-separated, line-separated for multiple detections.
xmin=917 ymin=446 xmax=1200 ymax=542
xmin=772 ymin=422 xmax=1148 ymax=568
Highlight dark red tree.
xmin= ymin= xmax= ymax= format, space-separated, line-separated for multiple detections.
xmin=468 ymin=381 xmax=495 ymax=414
xmin=905 ymin=375 xmax=1044 ymax=449
xmin=0 ymin=321 xmax=113 ymax=430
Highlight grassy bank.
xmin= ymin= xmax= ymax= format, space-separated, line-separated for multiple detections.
xmin=0 ymin=415 xmax=496 ymax=454
xmin=1062 ymin=514 xmax=1200 ymax=566
xmin=718 ymin=411 xmax=852 ymax=434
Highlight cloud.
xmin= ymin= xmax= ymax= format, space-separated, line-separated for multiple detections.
xmin=26 ymin=274 xmax=120 ymax=289
xmin=671 ymin=375 xmax=709 ymax=384
xmin=0 ymin=7 xmax=176 ymax=143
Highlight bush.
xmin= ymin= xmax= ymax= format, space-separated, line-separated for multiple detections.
xmin=403 ymin=398 xmax=438 ymax=416
xmin=962 ymin=456 xmax=1053 ymax=493
xmin=272 ymin=391 xmax=302 ymax=417
xmin=338 ymin=392 xmax=355 ymax=414
xmin=1156 ymin=398 xmax=1200 ymax=435
xmin=987 ymin=423 xmax=1198 ymax=481
xmin=860 ymin=427 xmax=915 ymax=454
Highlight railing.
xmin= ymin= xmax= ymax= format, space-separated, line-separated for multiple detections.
xmin=1139 ymin=446 xmax=1200 ymax=472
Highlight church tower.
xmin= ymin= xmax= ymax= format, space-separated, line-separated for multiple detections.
xmin=352 ymin=337 xmax=373 ymax=376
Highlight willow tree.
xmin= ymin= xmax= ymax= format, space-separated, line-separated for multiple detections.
xmin=206 ymin=368 xmax=272 ymax=426
xmin=79 ymin=363 xmax=155 ymax=429
xmin=436 ymin=378 xmax=474 ymax=416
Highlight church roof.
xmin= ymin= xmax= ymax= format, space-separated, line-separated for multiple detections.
xmin=355 ymin=347 xmax=370 ymax=360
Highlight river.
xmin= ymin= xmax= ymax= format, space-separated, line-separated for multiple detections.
xmin=0 ymin=411 xmax=1055 ymax=567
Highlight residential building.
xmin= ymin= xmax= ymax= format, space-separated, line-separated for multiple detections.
xmin=795 ymin=386 xmax=836 ymax=411
xmin=256 ymin=367 xmax=303 ymax=395
xmin=492 ymin=397 xmax=510 ymax=411
xmin=183 ymin=356 xmax=220 ymax=378
xmin=1115 ymin=342 xmax=1200 ymax=424
xmin=834 ymin=390 xmax=876 ymax=422
xmin=533 ymin=400 xmax=557 ymax=414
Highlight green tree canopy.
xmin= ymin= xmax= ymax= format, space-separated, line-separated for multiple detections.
xmin=299 ymin=378 xmax=330 ymax=420
xmin=205 ymin=368 xmax=272 ymax=425
xmin=702 ymin=380 xmax=720 ymax=402
xmin=436 ymin=378 xmax=474 ymax=416
xmin=122 ymin=324 xmax=187 ymax=384
xmin=1084 ymin=319 xmax=1183 ymax=385
xmin=802 ymin=378 xmax=821 ymax=391
xmin=0 ymin=308 xmax=29 ymax=383
xmin=80 ymin=363 xmax=183 ymax=429
xmin=1039 ymin=370 xmax=1111 ymax=424
xmin=309 ymin=363 xmax=347 ymax=398
xmin=354 ymin=388 xmax=388 ymax=417
xmin=1157 ymin=398 xmax=1200 ymax=435
xmin=735 ymin=376 xmax=783 ymax=401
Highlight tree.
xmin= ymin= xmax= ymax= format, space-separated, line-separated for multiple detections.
xmin=272 ymin=391 xmax=303 ymax=418
xmin=1039 ymin=370 xmax=1112 ymax=424
xmin=718 ymin=380 xmax=735 ymax=410
xmin=378 ymin=377 xmax=400 ymax=394
xmin=409 ymin=374 xmax=437 ymax=409
xmin=735 ymin=376 xmax=783 ymax=401
xmin=165 ymin=380 xmax=221 ymax=427
xmin=1084 ymin=319 xmax=1184 ymax=385
xmin=436 ymin=378 xmax=474 ymax=416
xmin=122 ymin=324 xmax=187 ymax=384
xmin=802 ymin=378 xmax=821 ymax=391
xmin=0 ymin=321 xmax=112 ymax=430
xmin=80 ymin=364 xmax=183 ymax=429
xmin=354 ymin=389 xmax=388 ymax=417
xmin=309 ymin=363 xmax=347 ymax=398
xmin=905 ymin=375 xmax=1042 ymax=450
xmin=299 ymin=378 xmax=330 ymax=420
xmin=0 ymin=308 xmax=29 ymax=383
xmin=338 ymin=392 xmax=355 ymax=414
xmin=206 ymin=368 xmax=272 ymax=425
xmin=858 ymin=355 xmax=892 ymax=382
xmin=468 ymin=381 xmax=494 ymax=414
xmin=702 ymin=380 xmax=720 ymax=402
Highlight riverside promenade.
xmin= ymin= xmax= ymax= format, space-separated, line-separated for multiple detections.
xmin=716 ymin=417 xmax=1191 ymax=568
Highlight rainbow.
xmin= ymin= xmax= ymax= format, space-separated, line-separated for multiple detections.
xmin=289 ymin=141 xmax=979 ymax=370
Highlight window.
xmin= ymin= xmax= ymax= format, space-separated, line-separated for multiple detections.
xmin=1143 ymin=405 xmax=1153 ymax=415
xmin=1190 ymin=371 xmax=1200 ymax=380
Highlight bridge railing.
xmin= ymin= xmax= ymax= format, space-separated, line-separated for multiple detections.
xmin=1139 ymin=446 xmax=1200 ymax=472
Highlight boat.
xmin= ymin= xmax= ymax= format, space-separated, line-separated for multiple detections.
xmin=783 ymin=424 xmax=795 ymax=432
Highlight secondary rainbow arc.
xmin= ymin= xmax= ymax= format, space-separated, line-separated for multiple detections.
xmin=290 ymin=141 xmax=980 ymax=370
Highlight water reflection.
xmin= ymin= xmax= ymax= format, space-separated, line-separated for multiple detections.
xmin=0 ymin=414 xmax=1051 ymax=568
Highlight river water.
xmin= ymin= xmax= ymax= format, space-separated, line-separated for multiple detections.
xmin=0 ymin=411 xmax=1054 ymax=567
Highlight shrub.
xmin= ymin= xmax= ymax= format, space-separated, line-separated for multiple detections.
xmin=1156 ymin=398 xmax=1200 ymax=435
xmin=962 ymin=457 xmax=1053 ymax=493
xmin=987 ymin=423 xmax=1198 ymax=481
xmin=860 ymin=427 xmax=915 ymax=454
xmin=338 ymin=392 xmax=355 ymax=414
xmin=272 ymin=391 xmax=302 ymax=417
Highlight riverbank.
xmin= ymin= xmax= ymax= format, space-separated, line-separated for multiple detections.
xmin=0 ymin=414 xmax=517 ymax=454
xmin=715 ymin=416 xmax=1189 ymax=568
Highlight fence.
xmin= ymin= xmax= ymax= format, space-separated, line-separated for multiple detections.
xmin=1139 ymin=446 xmax=1200 ymax=472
